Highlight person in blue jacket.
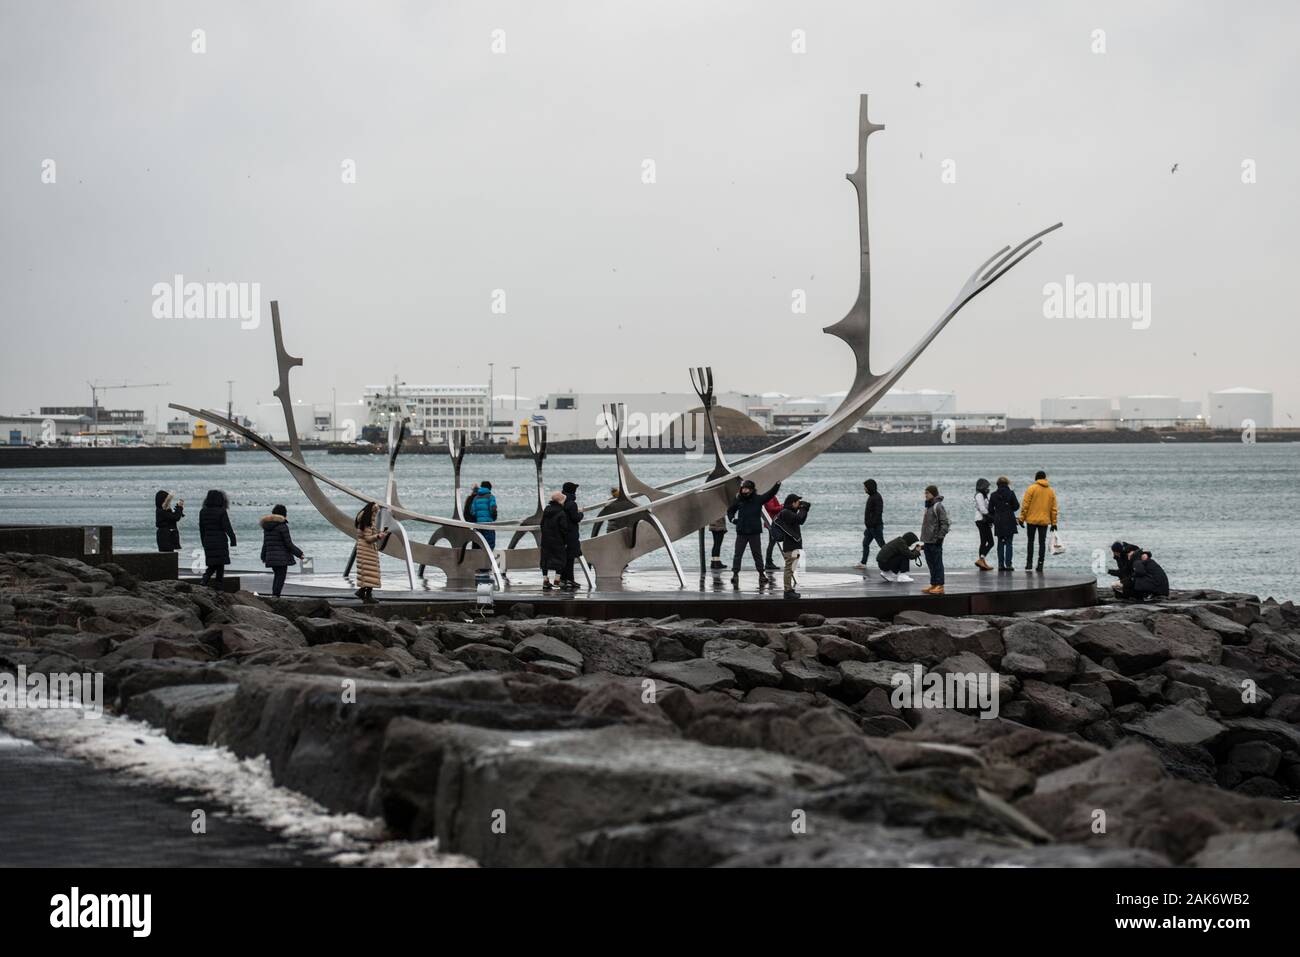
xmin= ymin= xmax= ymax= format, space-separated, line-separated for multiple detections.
xmin=465 ymin=480 xmax=499 ymax=550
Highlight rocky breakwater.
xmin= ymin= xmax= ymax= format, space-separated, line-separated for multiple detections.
xmin=2 ymin=549 xmax=1299 ymax=867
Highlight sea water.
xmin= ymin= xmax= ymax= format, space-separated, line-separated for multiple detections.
xmin=1 ymin=443 xmax=1296 ymax=601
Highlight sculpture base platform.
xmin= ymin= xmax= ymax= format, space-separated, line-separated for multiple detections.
xmin=233 ymin=566 xmax=1099 ymax=623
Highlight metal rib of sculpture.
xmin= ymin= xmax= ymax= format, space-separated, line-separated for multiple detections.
xmin=171 ymin=95 xmax=1060 ymax=589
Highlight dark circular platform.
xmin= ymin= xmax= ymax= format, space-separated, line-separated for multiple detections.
xmin=231 ymin=566 xmax=1099 ymax=622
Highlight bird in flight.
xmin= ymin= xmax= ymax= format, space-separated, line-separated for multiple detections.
xmin=914 ymin=81 xmax=922 ymax=88
xmin=1170 ymin=163 xmax=1179 ymax=174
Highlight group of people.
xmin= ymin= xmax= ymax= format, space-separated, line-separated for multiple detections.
xmin=154 ymin=488 xmax=304 ymax=597
xmin=1108 ymin=540 xmax=1170 ymax=601
xmin=158 ymin=469 xmax=1167 ymax=605
xmin=850 ymin=471 xmax=1062 ymax=595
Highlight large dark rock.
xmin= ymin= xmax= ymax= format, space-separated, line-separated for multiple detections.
xmin=512 ymin=634 xmax=584 ymax=670
xmin=125 ymin=683 xmax=238 ymax=744
xmin=1123 ymin=702 xmax=1228 ymax=749
xmin=1227 ymin=741 xmax=1282 ymax=777
xmin=1018 ymin=680 xmax=1109 ymax=733
xmin=779 ymin=658 xmax=843 ymax=693
xmin=1191 ymin=607 xmax=1250 ymax=642
xmin=1033 ymin=741 xmax=1166 ymax=794
xmin=1016 ymin=768 xmax=1290 ymax=863
xmin=702 ymin=638 xmax=782 ymax=689
xmin=646 ymin=658 xmax=737 ymax=693
xmin=892 ymin=611 xmax=1005 ymax=663
xmin=1159 ymin=660 xmax=1269 ymax=716
xmin=207 ymin=669 xmax=607 ymax=812
xmin=867 ymin=626 xmax=958 ymax=666
xmin=551 ymin=624 xmax=652 ymax=676
xmin=1064 ymin=620 xmax=1172 ymax=674
xmin=105 ymin=659 xmax=236 ymax=706
xmin=816 ymin=634 xmax=872 ymax=664
xmin=376 ymin=720 xmax=843 ymax=865
xmin=1219 ymin=716 xmax=1300 ymax=755
xmin=449 ymin=643 xmax=525 ymax=672
xmin=1151 ymin=615 xmax=1223 ymax=664
xmin=837 ymin=660 xmax=908 ymax=703
xmin=1000 ymin=621 xmax=1081 ymax=683
xmin=574 ymin=769 xmax=1090 ymax=867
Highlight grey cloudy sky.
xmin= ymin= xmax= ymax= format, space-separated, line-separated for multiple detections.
xmin=2 ymin=0 xmax=1297 ymax=421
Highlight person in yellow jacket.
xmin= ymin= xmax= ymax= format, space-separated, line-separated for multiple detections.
xmin=1017 ymin=470 xmax=1058 ymax=573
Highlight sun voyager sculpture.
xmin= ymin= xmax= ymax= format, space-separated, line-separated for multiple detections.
xmin=172 ymin=95 xmax=1061 ymax=590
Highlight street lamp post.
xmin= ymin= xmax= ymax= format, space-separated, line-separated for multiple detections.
xmin=511 ymin=366 xmax=519 ymax=410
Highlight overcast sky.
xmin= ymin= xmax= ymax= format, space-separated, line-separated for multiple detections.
xmin=2 ymin=0 xmax=1297 ymax=422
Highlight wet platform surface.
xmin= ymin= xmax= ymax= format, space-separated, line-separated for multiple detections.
xmin=227 ymin=565 xmax=1099 ymax=622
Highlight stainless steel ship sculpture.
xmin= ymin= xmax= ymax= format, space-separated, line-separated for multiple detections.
xmin=171 ymin=95 xmax=1060 ymax=589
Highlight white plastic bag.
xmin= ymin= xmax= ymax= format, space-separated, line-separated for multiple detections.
xmin=1051 ymin=531 xmax=1066 ymax=555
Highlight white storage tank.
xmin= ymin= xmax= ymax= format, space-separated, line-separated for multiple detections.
xmin=1119 ymin=395 xmax=1181 ymax=429
xmin=1040 ymin=395 xmax=1116 ymax=427
xmin=1207 ymin=387 xmax=1273 ymax=429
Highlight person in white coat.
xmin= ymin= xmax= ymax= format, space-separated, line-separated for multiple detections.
xmin=973 ymin=477 xmax=994 ymax=571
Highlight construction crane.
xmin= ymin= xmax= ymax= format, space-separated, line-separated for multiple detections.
xmin=86 ymin=381 xmax=170 ymax=446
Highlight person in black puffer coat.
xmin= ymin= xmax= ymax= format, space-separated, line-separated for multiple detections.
xmin=198 ymin=489 xmax=236 ymax=588
xmin=260 ymin=504 xmax=303 ymax=598
xmin=987 ymin=477 xmax=1020 ymax=571
xmin=539 ymin=491 xmax=571 ymax=589
xmin=560 ymin=482 xmax=584 ymax=589
xmin=1130 ymin=549 xmax=1169 ymax=601
xmin=155 ymin=489 xmax=184 ymax=552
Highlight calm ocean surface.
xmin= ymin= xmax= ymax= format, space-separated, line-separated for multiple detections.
xmin=1 ymin=444 xmax=1296 ymax=601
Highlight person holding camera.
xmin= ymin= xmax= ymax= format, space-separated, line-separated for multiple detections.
xmin=876 ymin=531 xmax=922 ymax=582
xmin=773 ymin=493 xmax=810 ymax=599
xmin=154 ymin=489 xmax=185 ymax=552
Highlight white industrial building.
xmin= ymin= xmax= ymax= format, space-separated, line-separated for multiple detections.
xmin=253 ymin=400 xmax=368 ymax=443
xmin=532 ymin=391 xmax=761 ymax=444
xmin=1040 ymin=396 xmax=1117 ymax=429
xmin=1 ymin=413 xmax=89 ymax=445
xmin=1207 ymin=387 xmax=1273 ymax=429
xmin=362 ymin=384 xmax=489 ymax=440
xmin=872 ymin=389 xmax=957 ymax=415
xmin=1119 ymin=395 xmax=1183 ymax=429
xmin=1 ymin=407 xmax=157 ymax=445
